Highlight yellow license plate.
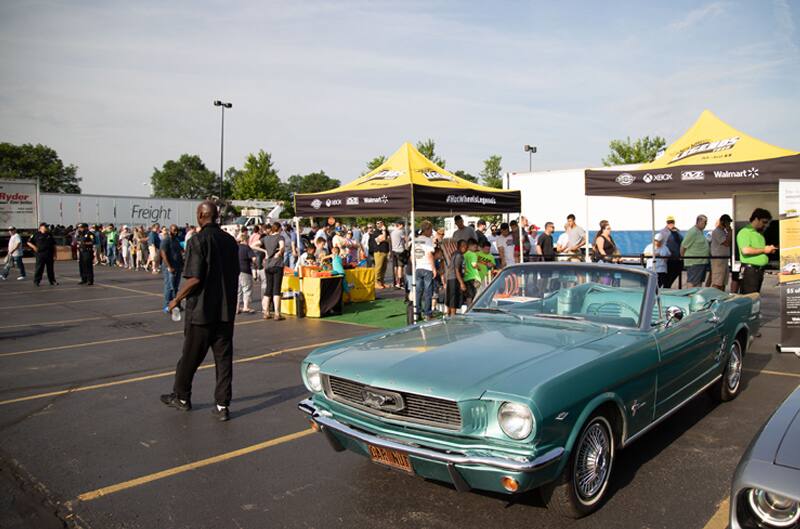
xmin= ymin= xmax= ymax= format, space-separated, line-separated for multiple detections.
xmin=367 ymin=444 xmax=413 ymax=474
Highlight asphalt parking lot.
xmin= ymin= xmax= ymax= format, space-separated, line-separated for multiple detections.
xmin=0 ymin=263 xmax=798 ymax=529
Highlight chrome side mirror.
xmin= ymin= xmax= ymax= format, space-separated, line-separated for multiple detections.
xmin=665 ymin=306 xmax=684 ymax=328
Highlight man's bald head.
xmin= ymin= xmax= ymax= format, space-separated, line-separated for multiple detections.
xmin=196 ymin=201 xmax=219 ymax=227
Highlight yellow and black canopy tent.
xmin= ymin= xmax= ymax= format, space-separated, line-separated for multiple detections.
xmin=585 ymin=110 xmax=800 ymax=199
xmin=294 ymin=142 xmax=520 ymax=216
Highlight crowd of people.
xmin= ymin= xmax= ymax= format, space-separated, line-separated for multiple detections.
xmin=2 ymin=207 xmax=777 ymax=320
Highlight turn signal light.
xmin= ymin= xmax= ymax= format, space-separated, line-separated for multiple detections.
xmin=309 ymin=420 xmax=320 ymax=432
xmin=501 ymin=476 xmax=519 ymax=492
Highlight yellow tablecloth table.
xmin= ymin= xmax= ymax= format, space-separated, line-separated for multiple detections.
xmin=343 ymin=268 xmax=376 ymax=303
xmin=281 ymin=274 xmax=344 ymax=317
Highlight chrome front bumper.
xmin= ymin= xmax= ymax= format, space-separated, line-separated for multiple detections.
xmin=298 ymin=398 xmax=564 ymax=476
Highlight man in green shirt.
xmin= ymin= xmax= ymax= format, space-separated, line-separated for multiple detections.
xmin=737 ymin=208 xmax=777 ymax=294
xmin=463 ymin=238 xmax=481 ymax=305
xmin=680 ymin=214 xmax=710 ymax=287
xmin=104 ymin=224 xmax=119 ymax=266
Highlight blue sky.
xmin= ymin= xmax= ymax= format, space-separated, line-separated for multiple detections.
xmin=0 ymin=0 xmax=797 ymax=196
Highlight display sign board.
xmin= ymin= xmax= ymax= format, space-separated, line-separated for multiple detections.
xmin=778 ymin=179 xmax=800 ymax=354
xmin=0 ymin=179 xmax=39 ymax=228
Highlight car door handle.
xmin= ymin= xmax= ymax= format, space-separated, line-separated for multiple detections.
xmin=707 ymin=315 xmax=720 ymax=324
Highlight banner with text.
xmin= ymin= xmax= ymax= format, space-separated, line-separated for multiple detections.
xmin=779 ymin=179 xmax=800 ymax=354
xmin=0 ymin=180 xmax=38 ymax=228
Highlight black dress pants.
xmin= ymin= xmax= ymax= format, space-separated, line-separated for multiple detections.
xmin=34 ymin=253 xmax=55 ymax=284
xmin=739 ymin=266 xmax=764 ymax=294
xmin=664 ymin=259 xmax=682 ymax=288
xmin=79 ymin=251 xmax=94 ymax=283
xmin=173 ymin=321 xmax=234 ymax=406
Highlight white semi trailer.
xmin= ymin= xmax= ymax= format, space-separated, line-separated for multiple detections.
xmin=40 ymin=193 xmax=202 ymax=227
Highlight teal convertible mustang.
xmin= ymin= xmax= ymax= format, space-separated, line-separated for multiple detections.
xmin=298 ymin=263 xmax=760 ymax=517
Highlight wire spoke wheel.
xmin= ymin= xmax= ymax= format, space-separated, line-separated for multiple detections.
xmin=573 ymin=419 xmax=612 ymax=503
xmin=727 ymin=341 xmax=742 ymax=392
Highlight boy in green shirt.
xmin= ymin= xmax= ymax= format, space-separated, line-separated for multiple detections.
xmin=477 ymin=240 xmax=496 ymax=285
xmin=463 ymin=238 xmax=481 ymax=304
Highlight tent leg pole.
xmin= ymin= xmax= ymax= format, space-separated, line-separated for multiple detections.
xmin=295 ymin=216 xmax=303 ymax=293
xmin=651 ymin=195 xmax=656 ymax=270
xmin=518 ymin=213 xmax=523 ymax=264
xmin=410 ymin=210 xmax=417 ymax=324
xmin=584 ymin=195 xmax=590 ymax=262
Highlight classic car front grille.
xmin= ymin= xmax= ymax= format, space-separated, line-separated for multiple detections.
xmin=326 ymin=375 xmax=462 ymax=430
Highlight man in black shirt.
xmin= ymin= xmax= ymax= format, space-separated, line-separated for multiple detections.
xmin=369 ymin=220 xmax=390 ymax=289
xmin=536 ymin=222 xmax=556 ymax=262
xmin=27 ymin=223 xmax=58 ymax=286
xmin=161 ymin=202 xmax=240 ymax=422
xmin=75 ymin=223 xmax=95 ymax=285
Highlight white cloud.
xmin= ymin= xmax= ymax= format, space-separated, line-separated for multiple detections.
xmin=669 ymin=1 xmax=729 ymax=31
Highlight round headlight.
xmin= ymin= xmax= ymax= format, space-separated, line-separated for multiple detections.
xmin=498 ymin=402 xmax=534 ymax=440
xmin=305 ymin=363 xmax=323 ymax=393
xmin=747 ymin=488 xmax=800 ymax=528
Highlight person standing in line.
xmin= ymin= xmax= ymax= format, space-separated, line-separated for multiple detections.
xmin=564 ymin=214 xmax=586 ymax=261
xmin=446 ymin=239 xmax=468 ymax=316
xmin=90 ymin=225 xmax=102 ymax=265
xmin=452 ymin=215 xmax=477 ymax=243
xmin=1 ymin=226 xmax=26 ymax=281
xmin=413 ymin=220 xmax=437 ymax=321
xmin=260 ymin=222 xmax=286 ymax=321
xmin=120 ymin=226 xmax=131 ymax=269
xmin=593 ymin=221 xmax=619 ymax=263
xmin=643 ymin=232 xmax=671 ymax=287
xmin=27 ymin=223 xmax=58 ymax=286
xmin=710 ymin=214 xmax=732 ymax=291
xmin=681 ymin=214 xmax=710 ymax=288
xmin=536 ymin=222 xmax=556 ymax=262
xmin=462 ymin=238 xmax=481 ymax=305
xmin=475 ymin=219 xmax=490 ymax=249
xmin=390 ymin=220 xmax=407 ymax=289
xmin=737 ymin=208 xmax=777 ymax=295
xmin=236 ymin=232 xmax=256 ymax=314
xmin=162 ymin=201 xmax=239 ymax=422
xmin=105 ymin=224 xmax=118 ymax=266
xmin=495 ymin=222 xmax=516 ymax=268
xmin=160 ymin=224 xmax=184 ymax=313
xmin=76 ymin=223 xmax=95 ymax=285
xmin=146 ymin=223 xmax=161 ymax=274
xmin=659 ymin=216 xmax=683 ymax=287
xmin=370 ymin=220 xmax=390 ymax=289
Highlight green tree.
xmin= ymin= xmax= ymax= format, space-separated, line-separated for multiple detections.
xmin=364 ymin=155 xmax=386 ymax=174
xmin=453 ymin=169 xmax=478 ymax=183
xmin=229 ymin=150 xmax=284 ymax=201
xmin=0 ymin=142 xmax=81 ymax=193
xmin=416 ymin=139 xmax=446 ymax=168
xmin=283 ymin=171 xmax=340 ymax=217
xmin=150 ymin=154 xmax=217 ymax=198
xmin=480 ymin=155 xmax=503 ymax=188
xmin=602 ymin=135 xmax=666 ymax=166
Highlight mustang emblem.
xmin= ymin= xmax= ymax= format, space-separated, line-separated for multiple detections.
xmin=361 ymin=388 xmax=405 ymax=413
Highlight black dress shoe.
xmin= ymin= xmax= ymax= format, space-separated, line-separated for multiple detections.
xmin=33 ymin=282 xmax=40 ymax=287
xmin=79 ymin=281 xmax=87 ymax=285
xmin=211 ymin=406 xmax=230 ymax=421
xmin=50 ymin=281 xmax=59 ymax=286
xmin=160 ymin=393 xmax=191 ymax=411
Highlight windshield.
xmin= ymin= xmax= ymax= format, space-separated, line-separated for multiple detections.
xmin=470 ymin=264 xmax=649 ymax=328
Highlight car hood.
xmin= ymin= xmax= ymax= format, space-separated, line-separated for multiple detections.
xmin=775 ymin=405 xmax=800 ymax=470
xmin=312 ymin=316 xmax=612 ymax=401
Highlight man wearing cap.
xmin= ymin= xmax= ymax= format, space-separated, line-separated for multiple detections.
xmin=710 ymin=214 xmax=732 ymax=291
xmin=737 ymin=208 xmax=777 ymax=294
xmin=76 ymin=223 xmax=96 ymax=285
xmin=27 ymin=223 xmax=58 ymax=286
xmin=1 ymin=226 xmax=26 ymax=281
xmin=659 ymin=216 xmax=683 ymax=288
xmin=643 ymin=233 xmax=671 ymax=287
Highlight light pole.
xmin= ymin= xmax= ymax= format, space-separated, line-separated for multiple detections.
xmin=524 ymin=144 xmax=537 ymax=173
xmin=213 ymin=100 xmax=232 ymax=199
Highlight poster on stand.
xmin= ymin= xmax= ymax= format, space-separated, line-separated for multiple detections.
xmin=778 ymin=179 xmax=800 ymax=354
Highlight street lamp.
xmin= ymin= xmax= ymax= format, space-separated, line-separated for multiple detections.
xmin=213 ymin=100 xmax=233 ymax=199
xmin=523 ymin=144 xmax=537 ymax=172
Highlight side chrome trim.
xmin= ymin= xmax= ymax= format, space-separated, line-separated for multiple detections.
xmin=622 ymin=375 xmax=722 ymax=447
xmin=298 ymin=398 xmax=564 ymax=473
